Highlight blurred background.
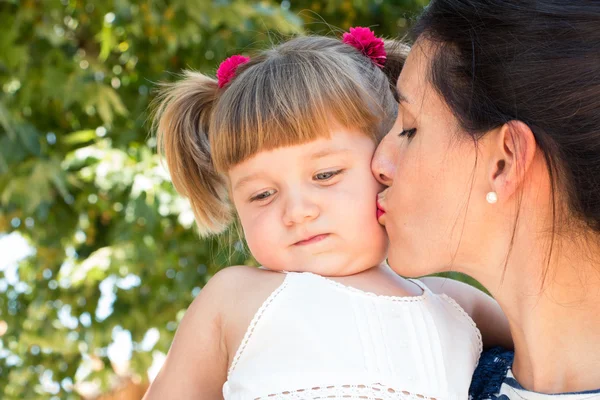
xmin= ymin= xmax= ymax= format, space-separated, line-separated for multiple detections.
xmin=0 ymin=0 xmax=462 ymax=398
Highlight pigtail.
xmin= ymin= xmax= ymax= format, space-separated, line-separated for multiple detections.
xmin=152 ymin=71 xmax=232 ymax=236
xmin=382 ymin=39 xmax=411 ymax=92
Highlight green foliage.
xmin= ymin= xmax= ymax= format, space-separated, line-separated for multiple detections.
xmin=0 ymin=0 xmax=427 ymax=398
xmin=292 ymin=0 xmax=428 ymax=36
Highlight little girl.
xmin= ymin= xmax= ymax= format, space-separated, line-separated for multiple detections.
xmin=145 ymin=28 xmax=511 ymax=399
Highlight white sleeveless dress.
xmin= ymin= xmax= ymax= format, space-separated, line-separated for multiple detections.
xmin=223 ymin=272 xmax=482 ymax=400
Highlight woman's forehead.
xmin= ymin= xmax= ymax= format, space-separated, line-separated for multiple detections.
xmin=397 ymin=41 xmax=432 ymax=104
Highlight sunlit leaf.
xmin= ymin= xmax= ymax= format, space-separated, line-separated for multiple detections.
xmin=99 ymin=22 xmax=115 ymax=62
xmin=63 ymin=130 xmax=97 ymax=145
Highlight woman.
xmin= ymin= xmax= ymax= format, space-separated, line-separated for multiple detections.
xmin=372 ymin=0 xmax=600 ymax=398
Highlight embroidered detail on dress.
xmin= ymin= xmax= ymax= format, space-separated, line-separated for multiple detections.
xmin=440 ymin=293 xmax=483 ymax=356
xmin=302 ymin=272 xmax=428 ymax=302
xmin=227 ymin=276 xmax=290 ymax=378
xmin=252 ymin=383 xmax=438 ymax=400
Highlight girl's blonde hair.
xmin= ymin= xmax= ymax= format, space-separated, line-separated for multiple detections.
xmin=152 ymin=35 xmax=409 ymax=236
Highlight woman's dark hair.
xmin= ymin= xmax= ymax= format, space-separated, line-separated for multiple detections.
xmin=412 ymin=0 xmax=600 ymax=232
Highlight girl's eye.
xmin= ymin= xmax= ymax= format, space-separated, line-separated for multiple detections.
xmin=399 ymin=128 xmax=417 ymax=139
xmin=314 ymin=169 xmax=343 ymax=181
xmin=250 ymin=189 xmax=276 ymax=202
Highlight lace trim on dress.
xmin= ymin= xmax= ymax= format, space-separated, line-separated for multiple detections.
xmin=226 ymin=276 xmax=290 ymax=379
xmin=440 ymin=294 xmax=483 ymax=357
xmin=303 ymin=272 xmax=429 ymax=302
xmin=252 ymin=383 xmax=438 ymax=400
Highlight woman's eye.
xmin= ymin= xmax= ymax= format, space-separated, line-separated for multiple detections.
xmin=398 ymin=128 xmax=417 ymax=139
xmin=250 ymin=189 xmax=276 ymax=202
xmin=314 ymin=169 xmax=343 ymax=181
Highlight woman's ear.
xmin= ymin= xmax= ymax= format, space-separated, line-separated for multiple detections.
xmin=488 ymin=120 xmax=537 ymax=202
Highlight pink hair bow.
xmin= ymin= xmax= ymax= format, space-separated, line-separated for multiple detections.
xmin=342 ymin=26 xmax=387 ymax=68
xmin=216 ymin=55 xmax=250 ymax=88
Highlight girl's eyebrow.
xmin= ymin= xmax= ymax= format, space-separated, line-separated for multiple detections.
xmin=233 ymin=148 xmax=351 ymax=191
xmin=310 ymin=148 xmax=351 ymax=160
xmin=233 ymin=173 xmax=263 ymax=191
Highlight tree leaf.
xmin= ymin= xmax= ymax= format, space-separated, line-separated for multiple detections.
xmin=17 ymin=123 xmax=41 ymax=157
xmin=63 ymin=130 xmax=97 ymax=145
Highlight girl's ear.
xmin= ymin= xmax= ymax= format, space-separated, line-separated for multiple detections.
xmin=487 ymin=120 xmax=537 ymax=202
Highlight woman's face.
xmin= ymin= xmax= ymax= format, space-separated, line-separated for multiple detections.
xmin=372 ymin=40 xmax=496 ymax=277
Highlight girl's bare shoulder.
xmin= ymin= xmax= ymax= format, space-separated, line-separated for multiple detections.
xmin=203 ymin=265 xmax=285 ymax=299
xmin=194 ymin=265 xmax=286 ymax=324
xmin=198 ymin=266 xmax=288 ymax=366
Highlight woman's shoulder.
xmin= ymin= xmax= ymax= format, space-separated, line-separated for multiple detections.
xmin=469 ymin=346 xmax=514 ymax=399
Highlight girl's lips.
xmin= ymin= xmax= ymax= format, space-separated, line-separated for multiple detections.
xmin=294 ymin=234 xmax=329 ymax=246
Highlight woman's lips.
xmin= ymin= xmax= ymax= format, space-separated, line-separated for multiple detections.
xmin=294 ymin=234 xmax=329 ymax=246
xmin=376 ymin=198 xmax=386 ymax=219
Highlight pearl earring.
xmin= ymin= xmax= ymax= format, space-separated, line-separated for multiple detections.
xmin=486 ymin=192 xmax=498 ymax=204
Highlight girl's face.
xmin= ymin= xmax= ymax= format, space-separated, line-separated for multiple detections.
xmin=229 ymin=128 xmax=388 ymax=276
xmin=371 ymin=41 xmax=495 ymax=277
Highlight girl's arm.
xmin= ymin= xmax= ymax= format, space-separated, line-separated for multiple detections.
xmin=143 ymin=271 xmax=231 ymax=400
xmin=421 ymin=277 xmax=513 ymax=350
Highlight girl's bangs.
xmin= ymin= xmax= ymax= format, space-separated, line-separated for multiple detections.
xmin=210 ymin=56 xmax=384 ymax=172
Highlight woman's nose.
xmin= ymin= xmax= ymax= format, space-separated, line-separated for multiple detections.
xmin=372 ymin=136 xmax=396 ymax=186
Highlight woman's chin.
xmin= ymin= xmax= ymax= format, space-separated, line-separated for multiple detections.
xmin=386 ymin=247 xmax=429 ymax=278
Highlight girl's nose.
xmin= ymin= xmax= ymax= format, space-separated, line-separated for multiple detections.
xmin=282 ymin=193 xmax=320 ymax=226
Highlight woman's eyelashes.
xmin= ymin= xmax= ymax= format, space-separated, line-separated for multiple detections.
xmin=398 ymin=128 xmax=417 ymax=140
